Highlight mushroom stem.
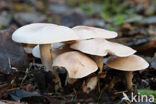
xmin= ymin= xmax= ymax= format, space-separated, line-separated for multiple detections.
xmin=39 ymin=44 xmax=52 ymax=71
xmin=39 ymin=44 xmax=62 ymax=89
xmin=92 ymin=56 xmax=104 ymax=73
xmin=125 ymin=71 xmax=133 ymax=91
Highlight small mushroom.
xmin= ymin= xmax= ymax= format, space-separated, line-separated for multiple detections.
xmin=12 ymin=23 xmax=80 ymax=89
xmin=106 ymin=55 xmax=149 ymax=91
xmin=72 ymin=25 xmax=118 ymax=40
xmin=82 ymin=72 xmax=106 ymax=94
xmin=70 ymin=39 xmax=136 ymax=73
xmin=53 ymin=51 xmax=98 ymax=79
xmin=82 ymin=76 xmax=98 ymax=94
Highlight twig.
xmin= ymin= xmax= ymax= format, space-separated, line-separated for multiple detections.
xmin=20 ymin=64 xmax=32 ymax=87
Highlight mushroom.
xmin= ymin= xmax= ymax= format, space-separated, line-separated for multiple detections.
xmin=82 ymin=76 xmax=98 ymax=94
xmin=53 ymin=51 xmax=98 ymax=93
xmin=53 ymin=51 xmax=98 ymax=79
xmin=72 ymin=25 xmax=118 ymax=40
xmin=106 ymin=55 xmax=149 ymax=91
xmin=70 ymin=39 xmax=136 ymax=73
xmin=82 ymin=72 xmax=106 ymax=94
xmin=12 ymin=23 xmax=80 ymax=89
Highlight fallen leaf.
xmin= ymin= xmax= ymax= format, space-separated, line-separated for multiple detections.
xmin=3 ymin=89 xmax=40 ymax=101
xmin=0 ymin=26 xmax=28 ymax=72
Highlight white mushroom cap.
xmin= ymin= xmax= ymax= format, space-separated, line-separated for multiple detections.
xmin=32 ymin=43 xmax=71 ymax=58
xmin=70 ymin=39 xmax=136 ymax=57
xmin=72 ymin=26 xmax=118 ymax=40
xmin=12 ymin=23 xmax=80 ymax=44
xmin=70 ymin=39 xmax=108 ymax=56
xmin=53 ymin=51 xmax=98 ymax=79
xmin=107 ymin=41 xmax=136 ymax=57
xmin=106 ymin=55 xmax=149 ymax=71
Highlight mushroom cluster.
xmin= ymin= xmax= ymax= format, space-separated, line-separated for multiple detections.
xmin=12 ymin=23 xmax=149 ymax=93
